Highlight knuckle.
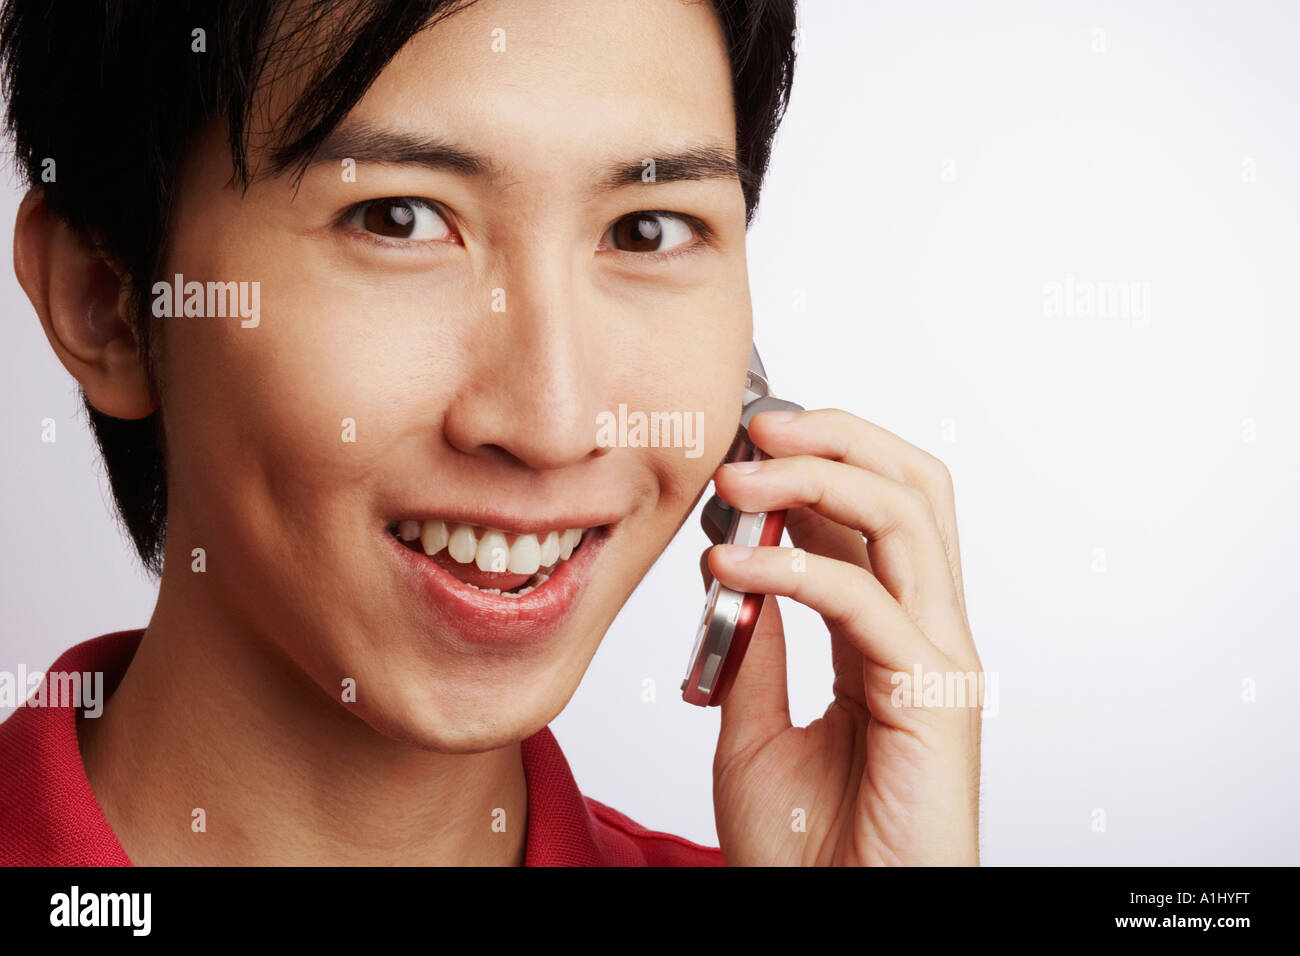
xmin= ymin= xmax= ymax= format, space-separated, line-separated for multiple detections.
xmin=828 ymin=593 xmax=863 ymax=633
xmin=919 ymin=451 xmax=954 ymax=498
xmin=797 ymin=461 xmax=827 ymax=509
xmin=829 ymin=566 xmax=871 ymax=631
xmin=930 ymin=456 xmax=954 ymax=494
xmin=899 ymin=484 xmax=932 ymax=522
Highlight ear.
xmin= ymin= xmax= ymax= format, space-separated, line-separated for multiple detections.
xmin=12 ymin=187 xmax=156 ymax=419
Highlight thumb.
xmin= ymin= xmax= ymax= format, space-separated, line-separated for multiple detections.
xmin=716 ymin=585 xmax=792 ymax=759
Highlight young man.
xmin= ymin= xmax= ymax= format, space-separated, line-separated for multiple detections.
xmin=0 ymin=0 xmax=982 ymax=866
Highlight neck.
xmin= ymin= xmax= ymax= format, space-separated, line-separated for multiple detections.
xmin=79 ymin=560 xmax=528 ymax=866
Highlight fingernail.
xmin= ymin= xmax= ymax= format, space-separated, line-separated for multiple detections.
xmin=726 ymin=460 xmax=762 ymax=475
xmin=761 ymin=410 xmax=796 ymax=424
xmin=715 ymin=544 xmax=754 ymax=562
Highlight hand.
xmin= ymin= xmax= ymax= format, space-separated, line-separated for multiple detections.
xmin=701 ymin=408 xmax=982 ymax=866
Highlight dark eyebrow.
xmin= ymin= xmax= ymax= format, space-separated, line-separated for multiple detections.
xmin=312 ymin=122 xmax=499 ymax=179
xmin=311 ymin=121 xmax=743 ymax=192
xmin=589 ymin=144 xmax=743 ymax=191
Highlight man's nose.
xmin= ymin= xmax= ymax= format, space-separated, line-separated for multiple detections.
xmin=440 ymin=254 xmax=607 ymax=472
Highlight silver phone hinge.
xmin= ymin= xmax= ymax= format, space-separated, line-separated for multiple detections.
xmin=743 ymin=344 xmax=770 ymax=405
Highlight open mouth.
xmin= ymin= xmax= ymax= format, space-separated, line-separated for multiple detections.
xmin=387 ymin=519 xmax=593 ymax=599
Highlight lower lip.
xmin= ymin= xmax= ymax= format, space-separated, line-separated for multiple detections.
xmin=388 ymin=525 xmax=612 ymax=645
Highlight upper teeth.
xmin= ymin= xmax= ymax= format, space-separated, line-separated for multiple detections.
xmin=395 ymin=520 xmax=585 ymax=575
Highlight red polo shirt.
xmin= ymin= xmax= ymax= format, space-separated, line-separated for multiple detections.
xmin=0 ymin=630 xmax=724 ymax=867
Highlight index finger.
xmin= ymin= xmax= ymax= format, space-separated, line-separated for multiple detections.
xmin=747 ymin=408 xmax=968 ymax=624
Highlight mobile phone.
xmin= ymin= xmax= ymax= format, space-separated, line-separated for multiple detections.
xmin=681 ymin=344 xmax=803 ymax=707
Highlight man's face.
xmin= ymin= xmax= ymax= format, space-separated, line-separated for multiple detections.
xmin=158 ymin=0 xmax=752 ymax=750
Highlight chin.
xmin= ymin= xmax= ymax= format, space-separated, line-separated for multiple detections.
xmin=343 ymin=670 xmax=568 ymax=755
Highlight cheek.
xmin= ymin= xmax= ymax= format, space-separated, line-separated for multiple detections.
xmin=156 ymin=196 xmax=462 ymax=509
xmin=156 ymin=272 xmax=439 ymax=541
xmin=639 ymin=361 xmax=747 ymax=516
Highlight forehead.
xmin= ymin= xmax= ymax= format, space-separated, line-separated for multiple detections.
xmin=337 ymin=0 xmax=737 ymax=175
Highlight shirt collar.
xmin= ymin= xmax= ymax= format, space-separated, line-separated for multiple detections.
xmin=0 ymin=630 xmax=609 ymax=866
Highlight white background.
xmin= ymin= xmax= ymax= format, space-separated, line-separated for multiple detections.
xmin=2 ymin=0 xmax=1297 ymax=864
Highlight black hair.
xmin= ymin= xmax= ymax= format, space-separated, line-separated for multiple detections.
xmin=0 ymin=0 xmax=797 ymax=576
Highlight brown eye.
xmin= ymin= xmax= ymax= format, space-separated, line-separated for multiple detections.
xmin=350 ymin=198 xmax=452 ymax=241
xmin=606 ymin=212 xmax=695 ymax=253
